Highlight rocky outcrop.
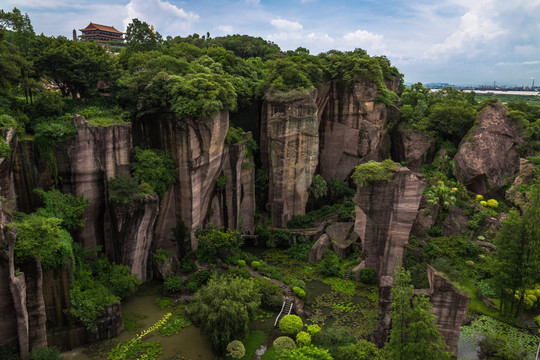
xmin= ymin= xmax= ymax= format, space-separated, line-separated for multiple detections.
xmin=308 ymin=233 xmax=330 ymax=263
xmin=441 ymin=206 xmax=469 ymax=236
xmin=261 ymin=90 xmax=320 ymax=228
xmin=326 ymin=222 xmax=358 ymax=258
xmin=0 ymin=128 xmax=17 ymax=200
xmin=139 ymin=111 xmax=230 ymax=249
xmin=208 ymin=139 xmax=256 ymax=234
xmin=352 ymin=167 xmax=425 ymax=346
xmin=59 ymin=115 xmax=133 ymax=251
xmin=506 ymin=158 xmax=537 ymax=210
xmin=426 ymin=265 xmax=470 ymax=357
xmin=453 ymin=102 xmax=523 ymax=195
xmin=109 ymin=195 xmax=160 ymax=282
xmin=318 ymin=79 xmax=393 ymax=180
xmin=354 ymin=167 xmax=425 ymax=279
xmin=392 ymin=126 xmax=435 ymax=170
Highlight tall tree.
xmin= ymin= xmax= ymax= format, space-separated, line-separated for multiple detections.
xmin=189 ymin=274 xmax=260 ymax=354
xmin=387 ymin=267 xmax=451 ymax=360
xmin=492 ymin=182 xmax=540 ymax=317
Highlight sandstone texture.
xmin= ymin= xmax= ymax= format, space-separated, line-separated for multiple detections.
xmin=318 ymin=79 xmax=393 ymax=180
xmin=352 ymin=167 xmax=425 ymax=345
xmin=441 ymin=206 xmax=469 ymax=236
xmin=261 ymin=90 xmax=320 ymax=228
xmin=392 ymin=126 xmax=435 ymax=170
xmin=506 ymin=158 xmax=537 ymax=210
xmin=308 ymin=233 xmax=330 ymax=263
xmin=426 ymin=265 xmax=470 ymax=357
xmin=354 ymin=167 xmax=425 ymax=279
xmin=453 ymin=102 xmax=523 ymax=195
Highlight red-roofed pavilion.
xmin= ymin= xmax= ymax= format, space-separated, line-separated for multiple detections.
xmin=79 ymin=22 xmax=124 ymax=44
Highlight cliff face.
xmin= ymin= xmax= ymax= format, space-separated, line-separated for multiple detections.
xmin=453 ymin=102 xmax=523 ymax=195
xmin=138 ymin=111 xmax=254 ymax=249
xmin=352 ymin=167 xmax=425 ymax=345
xmin=261 ymin=90 xmax=320 ymax=228
xmin=58 ymin=115 xmax=133 ymax=251
xmin=318 ymin=79 xmax=392 ymax=180
xmin=208 ymin=141 xmax=256 ymax=234
xmin=391 ymin=126 xmax=435 ymax=170
xmin=108 ymin=195 xmax=159 ymax=282
xmin=426 ymin=265 xmax=470 ymax=357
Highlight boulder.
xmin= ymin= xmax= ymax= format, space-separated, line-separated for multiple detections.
xmin=453 ymin=102 xmax=523 ymax=195
xmin=308 ymin=234 xmax=330 ymax=263
xmin=441 ymin=206 xmax=469 ymax=236
xmin=326 ymin=222 xmax=358 ymax=258
xmin=392 ymin=126 xmax=436 ymax=170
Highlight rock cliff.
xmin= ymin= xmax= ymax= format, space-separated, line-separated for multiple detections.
xmin=352 ymin=167 xmax=425 ymax=345
xmin=426 ymin=265 xmax=470 ymax=357
xmin=261 ymin=90 xmax=320 ymax=228
xmin=391 ymin=126 xmax=435 ymax=170
xmin=318 ymin=79 xmax=393 ymax=180
xmin=453 ymin=102 xmax=523 ymax=195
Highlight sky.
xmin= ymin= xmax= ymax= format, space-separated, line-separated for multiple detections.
xmin=2 ymin=0 xmax=540 ymax=87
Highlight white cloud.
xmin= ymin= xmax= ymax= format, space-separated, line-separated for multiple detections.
xmin=7 ymin=0 xmax=70 ymax=8
xmin=425 ymin=8 xmax=507 ymax=59
xmin=495 ymin=61 xmax=540 ymax=66
xmin=217 ymin=25 xmax=233 ymax=33
xmin=270 ymin=18 xmax=303 ymax=33
xmin=123 ymin=0 xmax=199 ymax=36
xmin=342 ymin=29 xmax=386 ymax=55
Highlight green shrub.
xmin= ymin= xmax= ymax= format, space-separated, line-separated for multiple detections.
xmin=34 ymin=188 xmax=89 ymax=231
xmin=164 ymin=275 xmax=183 ymax=293
xmin=237 ymin=259 xmax=246 ymax=267
xmin=478 ymin=333 xmax=527 ymax=360
xmin=108 ymin=174 xmax=147 ymax=204
xmin=273 ymin=336 xmax=296 ymax=353
xmin=307 ymin=324 xmax=321 ymax=337
xmin=351 ymin=159 xmax=399 ymax=187
xmin=486 ymin=199 xmax=499 ymax=208
xmin=334 ymin=339 xmax=383 ymax=360
xmin=133 ymin=147 xmax=176 ymax=198
xmin=180 ymin=254 xmax=196 ymax=274
xmin=251 ymin=261 xmax=261 ymax=270
xmin=280 ymin=345 xmax=333 ymax=360
xmin=28 ymin=346 xmax=63 ymax=360
xmin=291 ymin=279 xmax=306 ymax=290
xmin=185 ymin=269 xmax=212 ymax=292
xmin=296 ymin=331 xmax=312 ymax=347
xmin=286 ymin=242 xmax=314 ymax=261
xmin=279 ymin=314 xmax=303 ymax=335
xmin=253 ymin=277 xmax=282 ymax=311
xmin=358 ymin=268 xmax=376 ymax=284
xmin=196 ymin=225 xmax=243 ymax=263
xmin=226 ymin=340 xmax=246 ymax=359
xmin=293 ymin=286 xmax=306 ymax=298
xmin=153 ymin=248 xmax=174 ymax=264
xmin=228 ymin=266 xmax=251 ymax=279
xmin=318 ymin=251 xmax=341 ymax=277
xmin=0 ymin=137 xmax=11 ymax=158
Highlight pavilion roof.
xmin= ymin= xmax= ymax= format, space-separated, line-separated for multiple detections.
xmin=79 ymin=22 xmax=124 ymax=34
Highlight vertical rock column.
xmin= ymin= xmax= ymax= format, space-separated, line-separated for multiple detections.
xmin=262 ymin=90 xmax=320 ymax=228
xmin=318 ymin=79 xmax=392 ymax=181
xmin=353 ymin=167 xmax=425 ymax=345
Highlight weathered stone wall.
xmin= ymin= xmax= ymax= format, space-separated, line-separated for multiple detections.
xmin=261 ymin=90 xmax=320 ymax=228
xmin=318 ymin=79 xmax=392 ymax=180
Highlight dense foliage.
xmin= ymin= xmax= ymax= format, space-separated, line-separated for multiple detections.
xmin=189 ymin=274 xmax=261 ymax=353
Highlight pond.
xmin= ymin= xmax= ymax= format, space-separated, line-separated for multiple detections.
xmin=62 ymin=291 xmax=213 ymax=360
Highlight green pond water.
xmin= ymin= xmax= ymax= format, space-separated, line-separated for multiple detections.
xmin=62 ymin=293 xmax=213 ymax=360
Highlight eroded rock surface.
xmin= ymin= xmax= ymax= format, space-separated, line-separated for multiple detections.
xmin=426 ymin=265 xmax=470 ymax=357
xmin=392 ymin=126 xmax=435 ymax=170
xmin=453 ymin=102 xmax=523 ymax=195
xmin=261 ymin=90 xmax=320 ymax=228
xmin=318 ymin=80 xmax=393 ymax=180
xmin=352 ymin=167 xmax=425 ymax=346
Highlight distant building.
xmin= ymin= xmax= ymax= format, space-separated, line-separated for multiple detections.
xmin=79 ymin=22 xmax=124 ymax=45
